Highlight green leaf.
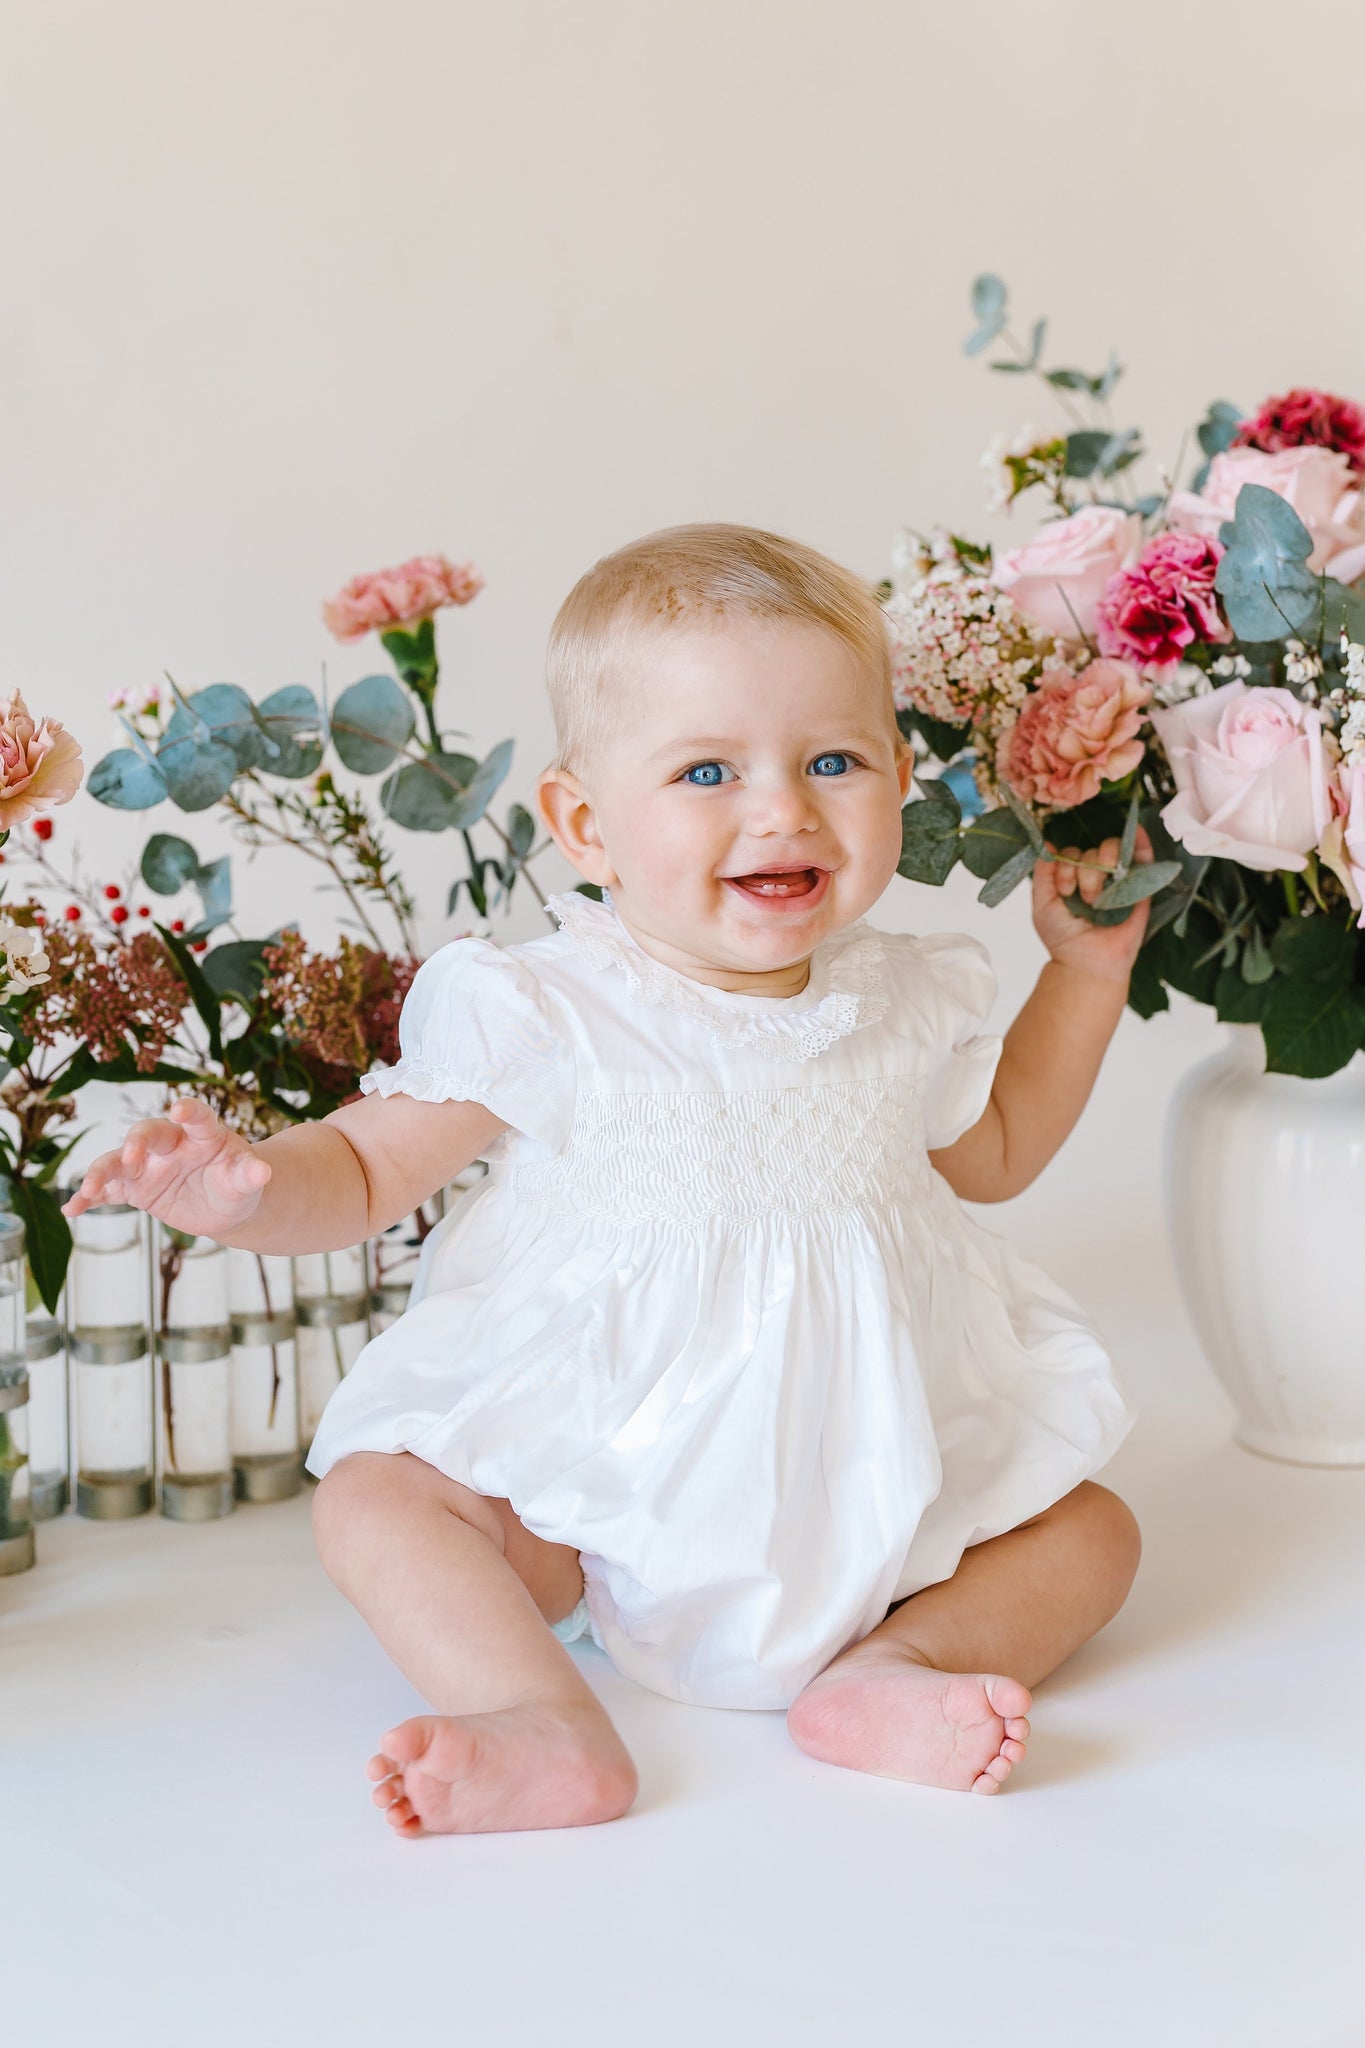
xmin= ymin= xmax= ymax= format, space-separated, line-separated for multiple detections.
xmin=897 ymin=793 xmax=961 ymax=887
xmin=186 ymin=684 xmax=279 ymax=772
xmin=186 ymin=855 xmax=232 ymax=938
xmin=331 ymin=674 xmax=416 ymax=775
xmin=199 ymin=938 xmax=271 ymax=1006
xmin=156 ymin=922 xmax=223 ymax=1064
xmin=379 ymin=749 xmax=478 ymax=831
xmin=959 ymin=807 xmax=1031 ymax=880
xmin=1062 ymin=893 xmax=1131 ymax=928
xmin=1269 ymin=913 xmax=1354 ymax=984
xmin=88 ymin=746 xmax=169 ymax=810
xmin=977 ymin=843 xmax=1037 ymax=907
xmin=575 ymin=882 xmax=604 ymax=902
xmin=141 ymin=833 xmax=200 ymax=895
xmin=1093 ymin=859 xmax=1182 ymax=910
xmin=155 ymin=719 xmax=238 ymax=811
xmin=1096 ymin=428 xmax=1142 ymax=477
xmin=258 ymin=686 xmax=326 ymax=779
xmin=1118 ymin=787 xmax=1140 ymax=871
xmin=1094 ymin=352 xmax=1123 ymax=401
xmin=1048 ymin=368 xmax=1094 ymax=392
xmin=995 ymin=779 xmax=1046 ymax=854
xmin=1126 ymin=939 xmax=1170 ymax=1019
xmin=1196 ymin=400 xmax=1243 ymax=461
xmin=7 ymin=1177 xmax=71 ymax=1315
xmin=1320 ymin=579 xmax=1365 ymax=650
xmin=1240 ymin=924 xmax=1275 ymax=985
xmin=507 ymin=803 xmax=536 ymax=861
xmin=896 ymin=708 xmax=972 ymax=764
xmin=446 ymin=739 xmax=515 ymax=830
xmin=1215 ymin=483 xmax=1317 ymax=641
xmin=379 ymin=618 xmax=438 ymax=692
xmin=964 ymin=273 xmax=1007 ymax=356
xmin=1215 ymin=965 xmax=1273 ymax=1023
xmin=1064 ymin=430 xmax=1111 ymax=478
xmin=1261 ymin=978 xmax=1365 ymax=1078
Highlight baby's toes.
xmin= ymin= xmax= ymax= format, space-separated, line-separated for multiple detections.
xmin=971 ymin=1769 xmax=1003 ymax=1795
xmin=366 ymin=1751 xmax=398 ymax=1783
xmin=371 ymin=1775 xmax=402 ymax=1809
xmin=984 ymin=1675 xmax=1032 ymax=1721
xmin=1000 ymin=1738 xmax=1027 ymax=1765
xmin=384 ymin=1795 xmax=420 ymax=1834
xmin=1004 ymin=1715 xmax=1030 ymax=1743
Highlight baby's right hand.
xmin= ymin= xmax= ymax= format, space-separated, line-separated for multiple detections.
xmin=61 ymin=1097 xmax=273 ymax=1239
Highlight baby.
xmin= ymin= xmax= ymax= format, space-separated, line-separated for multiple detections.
xmin=65 ymin=524 xmax=1144 ymax=1834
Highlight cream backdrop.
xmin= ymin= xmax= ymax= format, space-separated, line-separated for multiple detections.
xmin=4 ymin=0 xmax=1364 ymax=1377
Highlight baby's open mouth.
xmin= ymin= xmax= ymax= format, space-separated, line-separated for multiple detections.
xmin=724 ymin=866 xmax=826 ymax=901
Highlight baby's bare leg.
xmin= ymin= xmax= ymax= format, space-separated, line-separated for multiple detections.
xmin=312 ymin=1451 xmax=636 ymax=1836
xmin=788 ymin=1481 xmax=1140 ymax=1795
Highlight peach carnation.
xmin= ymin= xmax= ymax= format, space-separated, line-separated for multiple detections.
xmin=997 ymin=659 xmax=1151 ymax=810
xmin=0 ymin=690 xmax=84 ymax=830
xmin=322 ymin=554 xmax=485 ymax=642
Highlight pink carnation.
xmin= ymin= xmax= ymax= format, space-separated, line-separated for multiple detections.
xmin=1096 ymin=534 xmax=1230 ymax=669
xmin=1234 ymin=388 xmax=1365 ymax=475
xmin=997 ymin=659 xmax=1151 ymax=811
xmin=322 ymin=554 xmax=485 ymax=642
xmin=0 ymin=690 xmax=84 ymax=830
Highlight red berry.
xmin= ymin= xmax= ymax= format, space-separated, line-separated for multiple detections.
xmin=137 ymin=904 xmax=151 ymax=917
xmin=32 ymin=911 xmax=46 ymax=926
xmin=191 ymin=939 xmax=208 ymax=953
xmin=32 ymin=819 xmax=54 ymax=841
xmin=0 ymin=852 xmax=6 ymax=865
xmin=110 ymin=904 xmax=130 ymax=925
xmin=104 ymin=883 xmax=121 ymax=900
xmin=63 ymin=904 xmax=81 ymax=921
xmin=171 ymin=918 xmax=186 ymax=933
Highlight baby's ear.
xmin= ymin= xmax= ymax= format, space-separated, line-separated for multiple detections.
xmin=536 ymin=766 xmax=616 ymax=887
xmin=895 ymin=744 xmax=914 ymax=801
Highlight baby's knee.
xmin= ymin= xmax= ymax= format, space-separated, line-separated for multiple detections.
xmin=1072 ymin=1481 xmax=1141 ymax=1596
xmin=311 ymin=1452 xmax=405 ymax=1572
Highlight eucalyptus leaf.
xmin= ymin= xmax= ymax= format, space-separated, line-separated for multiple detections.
xmin=258 ymin=685 xmax=327 ymax=778
xmin=188 ymin=683 xmax=280 ymax=772
xmin=446 ymin=738 xmax=515 ymax=830
xmin=1095 ymin=352 xmax=1123 ymax=401
xmin=1240 ymin=925 xmax=1275 ymax=986
xmin=1215 ymin=483 xmax=1317 ymax=640
xmin=186 ymin=855 xmax=232 ymax=937
xmin=331 ymin=674 xmax=416 ymax=775
xmin=1118 ymin=788 xmax=1140 ymax=871
xmin=1064 ymin=430 xmax=1110 ymax=479
xmin=1048 ymin=368 xmax=1094 ymax=392
xmin=1092 ymin=860 xmax=1181 ymax=910
xmin=1062 ymin=893 xmax=1132 ymax=928
xmin=380 ymin=749 xmax=477 ymax=831
xmin=959 ymin=807 xmax=1031 ymax=880
xmin=507 ymin=803 xmax=537 ymax=861
xmin=977 ymin=843 xmax=1037 ymax=907
xmin=200 ymin=938 xmax=271 ymax=1006
xmin=155 ymin=714 xmax=238 ymax=811
xmin=88 ymin=746 xmax=169 ymax=810
xmin=1196 ymin=400 xmax=1243 ymax=461
xmin=1320 ymin=579 xmax=1365 ymax=650
xmin=897 ymin=794 xmax=961 ymax=888
xmin=996 ymin=779 xmax=1045 ymax=853
xmin=141 ymin=833 xmax=200 ymax=895
xmin=964 ymin=273 xmax=1007 ymax=357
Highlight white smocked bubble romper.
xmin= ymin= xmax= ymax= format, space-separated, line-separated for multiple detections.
xmin=307 ymin=890 xmax=1133 ymax=1711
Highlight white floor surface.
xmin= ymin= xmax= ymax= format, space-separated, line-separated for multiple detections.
xmin=6 ymin=1184 xmax=1364 ymax=2047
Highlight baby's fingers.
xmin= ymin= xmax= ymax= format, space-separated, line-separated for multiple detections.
xmin=61 ymin=1150 xmax=127 ymax=1217
xmin=1077 ymin=837 xmax=1122 ymax=906
xmin=1051 ymin=847 xmax=1083 ymax=898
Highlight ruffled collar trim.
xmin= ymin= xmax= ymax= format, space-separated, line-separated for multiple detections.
xmin=546 ymin=890 xmax=887 ymax=1062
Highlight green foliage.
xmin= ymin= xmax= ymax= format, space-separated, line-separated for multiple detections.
xmin=963 ymin=274 xmax=1007 ymax=357
xmin=896 ymin=708 xmax=972 ymax=765
xmin=199 ymin=937 xmax=272 ymax=1006
xmin=1215 ymin=484 xmax=1317 ymax=640
xmin=140 ymin=834 xmax=233 ymax=938
xmin=381 ymin=750 xmax=479 ymax=831
xmin=7 ymin=1178 xmax=69 ymax=1316
xmin=897 ymin=783 xmax=962 ymax=888
xmin=1261 ymin=977 xmax=1365 ymax=1078
xmin=87 ymin=745 xmax=168 ymax=810
xmin=258 ymin=686 xmax=326 ymax=778
xmin=330 ymin=674 xmax=416 ymax=774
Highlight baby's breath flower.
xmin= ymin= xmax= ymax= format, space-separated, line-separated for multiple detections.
xmin=883 ymin=573 xmax=1054 ymax=743
xmin=1151 ymin=662 xmax=1214 ymax=709
xmin=1209 ymin=653 xmax=1252 ymax=681
xmin=1283 ymin=639 xmax=1324 ymax=689
xmin=1340 ymin=698 xmax=1365 ymax=768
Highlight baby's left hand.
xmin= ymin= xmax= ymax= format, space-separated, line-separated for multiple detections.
xmin=1031 ymin=826 xmax=1155 ymax=985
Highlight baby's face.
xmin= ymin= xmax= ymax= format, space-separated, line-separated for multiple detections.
xmin=549 ymin=616 xmax=911 ymax=989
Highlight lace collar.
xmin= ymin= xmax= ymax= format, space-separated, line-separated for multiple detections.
xmin=546 ymin=890 xmax=887 ymax=1062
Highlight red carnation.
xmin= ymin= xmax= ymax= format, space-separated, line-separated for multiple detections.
xmin=1097 ymin=534 xmax=1230 ymax=670
xmin=1234 ymin=388 xmax=1365 ymax=475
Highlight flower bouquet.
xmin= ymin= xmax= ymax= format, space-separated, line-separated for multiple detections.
xmin=891 ymin=276 xmax=1365 ymax=1079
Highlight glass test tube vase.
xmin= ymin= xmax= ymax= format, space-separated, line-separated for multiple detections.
xmin=228 ymin=1249 xmax=301 ymax=1501
xmin=156 ymin=1225 xmax=235 ymax=1521
xmin=69 ymin=1202 xmax=154 ymax=1520
xmin=26 ymin=1314 xmax=68 ymax=1520
xmin=0 ymin=1213 xmax=35 ymax=1573
xmin=294 ymin=1246 xmax=371 ymax=1454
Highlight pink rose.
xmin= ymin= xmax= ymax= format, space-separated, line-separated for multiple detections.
xmin=1234 ymin=388 xmax=1365 ymax=475
xmin=0 ymin=690 xmax=84 ymax=830
xmin=1096 ymin=534 xmax=1230 ymax=669
xmin=1167 ymin=447 xmax=1365 ymax=586
xmin=1150 ymin=681 xmax=1330 ymax=873
xmin=322 ymin=554 xmax=485 ymax=642
xmin=997 ymin=658 xmax=1151 ymax=810
xmin=991 ymin=506 xmax=1142 ymax=642
xmin=1319 ymin=760 xmax=1365 ymax=918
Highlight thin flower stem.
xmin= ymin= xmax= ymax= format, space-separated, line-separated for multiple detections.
xmin=223 ymin=788 xmax=390 ymax=950
xmin=999 ymin=327 xmax=1087 ymax=431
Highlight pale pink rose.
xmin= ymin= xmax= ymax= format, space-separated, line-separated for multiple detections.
xmin=1149 ymin=681 xmax=1331 ymax=873
xmin=0 ymin=690 xmax=84 ymax=830
xmin=1166 ymin=447 xmax=1365 ymax=585
xmin=991 ymin=507 xmax=1142 ymax=642
xmin=322 ymin=554 xmax=485 ymax=642
xmin=997 ymin=658 xmax=1151 ymax=810
xmin=1319 ymin=759 xmax=1365 ymax=919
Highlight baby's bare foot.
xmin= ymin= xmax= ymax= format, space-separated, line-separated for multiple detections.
xmin=365 ymin=1698 xmax=637 ymax=1837
xmin=787 ymin=1647 xmax=1032 ymax=1795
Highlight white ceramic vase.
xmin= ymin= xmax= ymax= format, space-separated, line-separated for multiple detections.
xmin=1163 ymin=1024 xmax=1365 ymax=1466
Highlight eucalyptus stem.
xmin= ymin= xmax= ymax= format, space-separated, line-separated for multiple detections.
xmin=1282 ymin=872 xmax=1302 ymax=917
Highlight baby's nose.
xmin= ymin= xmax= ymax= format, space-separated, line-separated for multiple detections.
xmin=744 ymin=776 xmax=823 ymax=834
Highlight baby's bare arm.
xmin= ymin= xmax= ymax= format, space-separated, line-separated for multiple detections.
xmin=929 ymin=959 xmax=1127 ymax=1204
xmin=64 ymin=1089 xmax=507 ymax=1254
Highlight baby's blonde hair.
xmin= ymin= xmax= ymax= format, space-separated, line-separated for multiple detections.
xmin=546 ymin=523 xmax=894 ymax=775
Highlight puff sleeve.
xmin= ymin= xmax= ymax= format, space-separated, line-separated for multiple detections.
xmin=359 ymin=940 xmax=574 ymax=1153
xmin=910 ymin=932 xmax=1003 ymax=1151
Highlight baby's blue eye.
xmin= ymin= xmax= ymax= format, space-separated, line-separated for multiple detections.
xmin=683 ymin=762 xmax=735 ymax=786
xmin=809 ymin=752 xmax=851 ymax=777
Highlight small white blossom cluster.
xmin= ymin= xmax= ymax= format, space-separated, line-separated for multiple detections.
xmin=0 ymin=918 xmax=50 ymax=998
xmin=1339 ymin=700 xmax=1365 ymax=767
xmin=979 ymin=424 xmax=1065 ymax=514
xmin=108 ymin=680 xmax=171 ymax=735
xmin=1283 ymin=639 xmax=1324 ymax=691
xmin=1209 ymin=653 xmax=1252 ymax=681
xmin=883 ymin=572 xmax=1054 ymax=739
xmin=1151 ymin=662 xmax=1215 ymax=708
